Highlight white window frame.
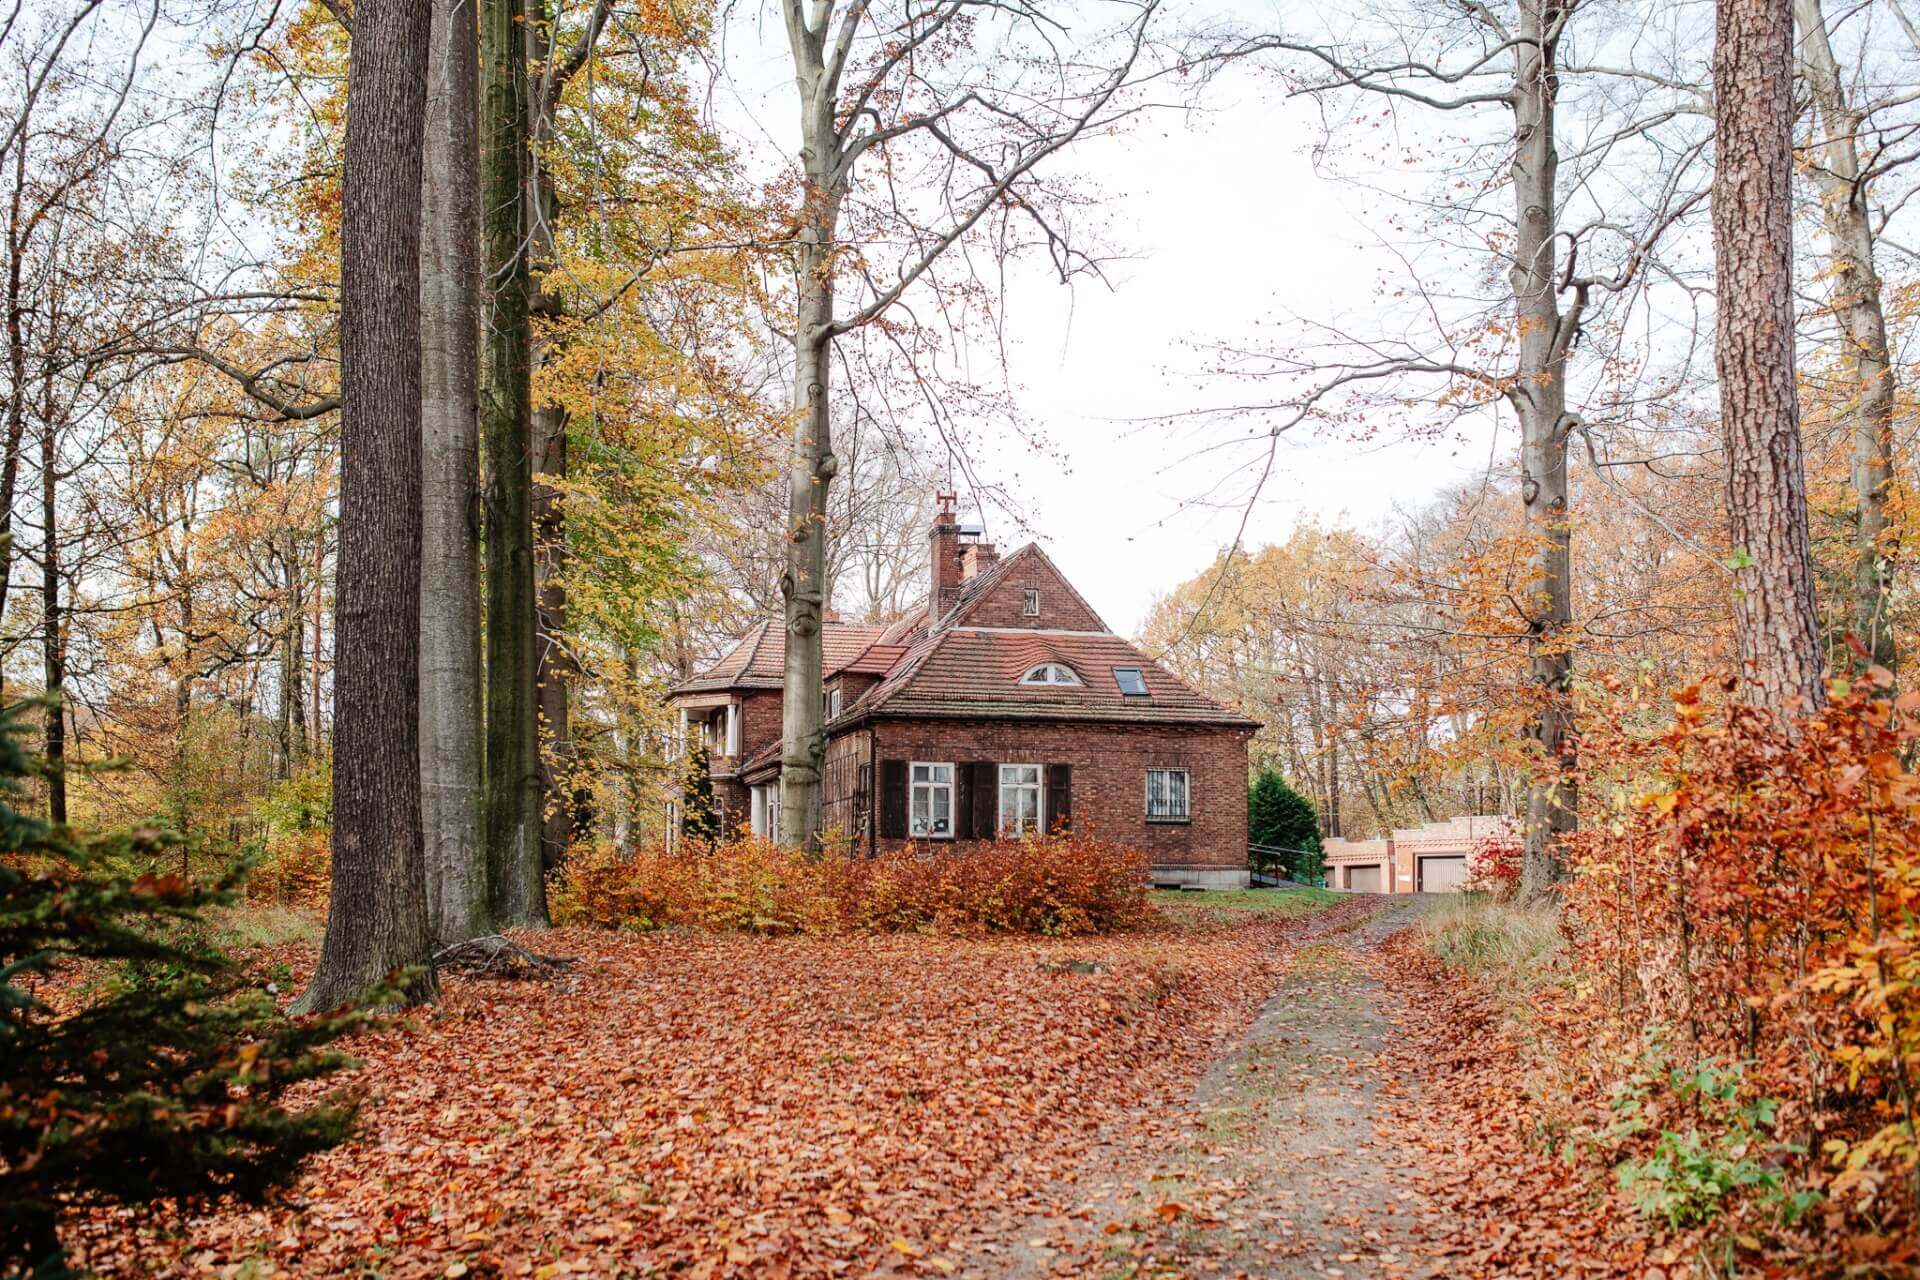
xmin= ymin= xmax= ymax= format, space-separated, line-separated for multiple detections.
xmin=826 ymin=686 xmax=842 ymax=719
xmin=765 ymin=787 xmax=781 ymax=843
xmin=725 ymin=703 xmax=741 ymax=756
xmin=998 ymin=763 xmax=1044 ymax=837
xmin=1023 ymin=589 xmax=1041 ymax=616
xmin=1019 ymin=662 xmax=1081 ymax=686
xmin=909 ymin=761 xmax=955 ymax=839
xmin=1145 ymin=767 xmax=1191 ymax=822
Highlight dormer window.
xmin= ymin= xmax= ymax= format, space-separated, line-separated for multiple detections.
xmin=1021 ymin=662 xmax=1081 ymax=686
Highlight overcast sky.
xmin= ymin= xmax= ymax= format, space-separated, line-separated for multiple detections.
xmin=716 ymin=0 xmax=1509 ymax=637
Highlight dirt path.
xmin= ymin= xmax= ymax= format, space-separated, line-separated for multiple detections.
xmin=966 ymin=896 xmax=1445 ymax=1279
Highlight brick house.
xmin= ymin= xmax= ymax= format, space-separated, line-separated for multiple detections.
xmin=667 ymin=496 xmax=1260 ymax=888
xmin=1321 ymin=815 xmax=1517 ymax=893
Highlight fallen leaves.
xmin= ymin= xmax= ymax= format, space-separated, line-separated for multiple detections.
xmin=69 ymin=909 xmax=1337 ymax=1278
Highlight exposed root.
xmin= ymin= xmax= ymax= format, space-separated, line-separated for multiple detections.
xmin=432 ymin=934 xmax=571 ymax=981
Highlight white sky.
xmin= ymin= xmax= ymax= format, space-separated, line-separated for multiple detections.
xmin=716 ymin=2 xmax=1508 ymax=637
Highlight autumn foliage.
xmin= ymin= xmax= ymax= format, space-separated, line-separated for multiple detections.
xmin=553 ymin=832 xmax=1153 ymax=936
xmin=1557 ymin=670 xmax=1920 ymax=1248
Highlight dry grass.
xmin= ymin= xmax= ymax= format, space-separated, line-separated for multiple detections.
xmin=1420 ymin=892 xmax=1563 ymax=990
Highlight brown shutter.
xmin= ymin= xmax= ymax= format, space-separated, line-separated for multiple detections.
xmin=969 ymin=762 xmax=997 ymax=839
xmin=880 ymin=759 xmax=907 ymax=840
xmin=954 ymin=764 xmax=973 ymax=839
xmin=1046 ymin=763 xmax=1072 ymax=833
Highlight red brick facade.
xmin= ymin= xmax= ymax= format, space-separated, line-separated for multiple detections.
xmin=671 ymin=497 xmax=1259 ymax=886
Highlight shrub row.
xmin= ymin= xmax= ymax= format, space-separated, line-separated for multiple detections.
xmin=551 ymin=831 xmax=1154 ymax=936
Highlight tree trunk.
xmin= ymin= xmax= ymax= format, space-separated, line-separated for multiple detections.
xmin=1795 ymin=0 xmax=1897 ymax=674
xmin=40 ymin=412 xmax=63 ymax=825
xmin=1512 ymin=0 xmax=1578 ymax=903
xmin=533 ymin=408 xmax=573 ymax=869
xmin=479 ymin=0 xmax=547 ymax=925
xmin=294 ymin=0 xmax=440 ymax=1014
xmin=1713 ymin=0 xmax=1825 ymax=715
xmin=421 ymin=0 xmax=492 ymax=947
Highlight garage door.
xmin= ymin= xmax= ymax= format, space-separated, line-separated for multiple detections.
xmin=1345 ymin=864 xmax=1383 ymax=893
xmin=1419 ymin=856 xmax=1469 ymax=893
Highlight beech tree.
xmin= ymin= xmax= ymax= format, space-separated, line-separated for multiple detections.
xmin=771 ymin=0 xmax=1166 ymax=847
xmin=1186 ymin=0 xmax=1712 ymax=899
xmin=420 ymin=0 xmax=490 ymax=947
xmin=1712 ymin=0 xmax=1824 ymax=714
xmin=295 ymin=0 xmax=438 ymax=1013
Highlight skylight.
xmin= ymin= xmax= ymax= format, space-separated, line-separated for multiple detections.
xmin=1113 ymin=667 xmax=1149 ymax=697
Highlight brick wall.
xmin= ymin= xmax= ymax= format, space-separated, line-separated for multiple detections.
xmin=963 ymin=555 xmax=1106 ymax=632
xmin=860 ymin=718 xmax=1249 ymax=869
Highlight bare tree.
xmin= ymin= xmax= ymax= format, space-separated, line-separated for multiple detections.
xmin=1713 ymin=0 xmax=1824 ymax=714
xmin=1183 ymin=0 xmax=1711 ymax=899
xmin=771 ymin=0 xmax=1165 ymax=847
xmin=1795 ymin=0 xmax=1900 ymax=672
xmin=296 ymin=0 xmax=439 ymax=1013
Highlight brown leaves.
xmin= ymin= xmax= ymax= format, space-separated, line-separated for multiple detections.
xmin=71 ymin=909 xmax=1316 ymax=1278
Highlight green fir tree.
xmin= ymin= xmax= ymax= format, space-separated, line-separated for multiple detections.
xmin=0 ymin=702 xmax=365 ymax=1275
xmin=1248 ymin=768 xmax=1325 ymax=884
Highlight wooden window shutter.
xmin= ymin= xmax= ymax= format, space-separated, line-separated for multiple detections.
xmin=880 ymin=759 xmax=907 ymax=840
xmin=969 ymin=762 xmax=997 ymax=839
xmin=1046 ymin=764 xmax=1072 ymax=833
xmin=953 ymin=764 xmax=973 ymax=839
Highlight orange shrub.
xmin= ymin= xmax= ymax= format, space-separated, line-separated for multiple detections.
xmin=552 ymin=831 xmax=1152 ymax=936
xmin=1563 ymin=670 xmax=1920 ymax=1229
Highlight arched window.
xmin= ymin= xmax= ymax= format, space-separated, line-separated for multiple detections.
xmin=1020 ymin=662 xmax=1081 ymax=686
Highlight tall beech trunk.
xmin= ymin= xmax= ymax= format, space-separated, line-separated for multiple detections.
xmin=1795 ymin=0 xmax=1897 ymax=673
xmin=1712 ymin=0 xmax=1825 ymax=715
xmin=421 ymin=0 xmax=491 ymax=946
xmin=480 ymin=0 xmax=546 ymax=925
xmin=1511 ymin=0 xmax=1579 ymax=902
xmin=294 ymin=0 xmax=439 ymax=1014
xmin=39 ymin=412 xmax=63 ymax=825
xmin=774 ymin=12 xmax=844 ymax=850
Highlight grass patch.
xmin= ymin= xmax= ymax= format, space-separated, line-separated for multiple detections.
xmin=202 ymin=902 xmax=326 ymax=951
xmin=1151 ymin=887 xmax=1342 ymax=928
xmin=1421 ymin=892 xmax=1561 ymax=987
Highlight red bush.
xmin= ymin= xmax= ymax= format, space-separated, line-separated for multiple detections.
xmin=1560 ymin=671 xmax=1920 ymax=1234
xmin=553 ymin=831 xmax=1153 ymax=936
xmin=1464 ymin=831 xmax=1521 ymax=894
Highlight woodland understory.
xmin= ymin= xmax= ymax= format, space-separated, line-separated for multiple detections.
xmin=3 ymin=0 xmax=1920 ymax=1275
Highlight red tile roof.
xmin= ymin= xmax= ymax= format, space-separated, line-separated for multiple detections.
xmin=672 ymin=542 xmax=1256 ymax=730
xmin=834 ymin=627 xmax=1258 ymax=729
xmin=670 ymin=621 xmax=891 ymax=694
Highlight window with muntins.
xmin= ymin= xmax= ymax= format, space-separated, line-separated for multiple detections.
xmin=1146 ymin=767 xmax=1190 ymax=821
xmin=1023 ymin=589 xmax=1041 ymax=615
xmin=826 ymin=686 xmax=842 ymax=719
xmin=1020 ymin=662 xmax=1081 ymax=686
xmin=999 ymin=764 xmax=1043 ymax=836
xmin=910 ymin=762 xmax=954 ymax=837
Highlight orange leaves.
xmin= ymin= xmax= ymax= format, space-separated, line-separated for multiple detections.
xmin=553 ymin=833 xmax=1153 ymax=937
xmin=67 ymin=910 xmax=1319 ymax=1278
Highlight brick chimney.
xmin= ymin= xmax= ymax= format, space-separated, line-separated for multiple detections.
xmin=928 ymin=491 xmax=962 ymax=624
xmin=959 ymin=539 xmax=998 ymax=581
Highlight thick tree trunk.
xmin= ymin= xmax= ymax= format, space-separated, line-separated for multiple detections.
xmin=1795 ymin=0 xmax=1897 ymax=673
xmin=480 ymin=0 xmax=547 ymax=925
xmin=1713 ymin=0 xmax=1825 ymax=716
xmin=1512 ymin=0 xmax=1577 ymax=903
xmin=40 ymin=414 xmax=63 ymax=825
xmin=294 ymin=0 xmax=439 ymax=1014
xmin=421 ymin=0 xmax=491 ymax=947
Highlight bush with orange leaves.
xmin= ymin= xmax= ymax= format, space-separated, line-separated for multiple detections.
xmin=552 ymin=830 xmax=1154 ymax=936
xmin=1562 ymin=668 xmax=1920 ymax=1237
